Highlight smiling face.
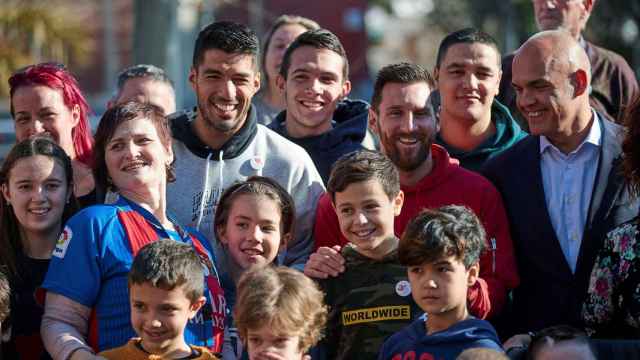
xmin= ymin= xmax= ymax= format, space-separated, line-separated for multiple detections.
xmin=334 ymin=179 xmax=403 ymax=259
xmin=370 ymin=81 xmax=438 ymax=172
xmin=407 ymin=255 xmax=478 ymax=322
xmin=265 ymin=24 xmax=309 ymax=86
xmin=436 ymin=42 xmax=502 ymax=125
xmin=246 ymin=324 xmax=304 ymax=360
xmin=2 ymin=155 xmax=70 ymax=241
xmin=104 ymin=118 xmax=173 ymax=196
xmin=11 ymin=85 xmax=80 ymax=158
xmin=189 ymin=49 xmax=260 ymax=137
xmin=279 ymin=46 xmax=351 ymax=138
xmin=218 ymin=194 xmax=285 ymax=270
xmin=512 ymin=44 xmax=578 ymax=138
xmin=130 ymin=282 xmax=205 ymax=356
xmin=532 ymin=0 xmax=590 ymax=39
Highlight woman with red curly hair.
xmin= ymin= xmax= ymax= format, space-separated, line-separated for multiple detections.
xmin=9 ymin=62 xmax=96 ymax=205
xmin=582 ymin=94 xmax=640 ymax=338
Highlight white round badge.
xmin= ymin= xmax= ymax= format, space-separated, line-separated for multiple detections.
xmin=395 ymin=280 xmax=411 ymax=297
xmin=250 ymin=156 xmax=264 ymax=171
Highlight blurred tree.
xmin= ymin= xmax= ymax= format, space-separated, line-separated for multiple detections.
xmin=0 ymin=0 xmax=92 ymax=97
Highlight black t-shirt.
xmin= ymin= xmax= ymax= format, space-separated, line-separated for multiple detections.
xmin=2 ymin=256 xmax=51 ymax=360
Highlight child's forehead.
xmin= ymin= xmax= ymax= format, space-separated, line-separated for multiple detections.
xmin=334 ymin=179 xmax=393 ymax=202
xmin=129 ymin=281 xmax=189 ymax=298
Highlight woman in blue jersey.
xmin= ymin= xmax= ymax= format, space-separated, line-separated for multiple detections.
xmin=41 ymin=102 xmax=225 ymax=359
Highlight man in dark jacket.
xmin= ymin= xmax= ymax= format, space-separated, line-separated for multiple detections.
xmin=484 ymin=30 xmax=639 ymax=338
xmin=268 ymin=29 xmax=374 ymax=184
xmin=434 ymin=28 xmax=526 ymax=172
xmin=498 ymin=0 xmax=638 ymax=127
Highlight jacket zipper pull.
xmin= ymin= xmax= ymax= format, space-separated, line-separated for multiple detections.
xmin=491 ymin=237 xmax=497 ymax=273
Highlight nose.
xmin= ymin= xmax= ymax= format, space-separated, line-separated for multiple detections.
xmin=399 ymin=112 xmax=416 ymax=133
xmin=27 ymin=119 xmax=45 ymax=137
xmin=123 ymin=140 xmax=140 ymax=159
xmin=306 ymin=78 xmax=322 ymax=95
xmin=247 ymin=225 xmax=264 ymax=243
xmin=426 ymin=278 xmax=437 ymax=289
xmin=149 ymin=318 xmax=162 ymax=328
xmin=355 ymin=212 xmax=368 ymax=225
xmin=517 ymin=88 xmax=536 ymax=110
xmin=221 ymin=80 xmax=237 ymax=99
xmin=462 ymin=73 xmax=478 ymax=90
xmin=32 ymin=185 xmax=47 ymax=202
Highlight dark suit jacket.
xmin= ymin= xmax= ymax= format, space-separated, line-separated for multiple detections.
xmin=482 ymin=115 xmax=639 ymax=335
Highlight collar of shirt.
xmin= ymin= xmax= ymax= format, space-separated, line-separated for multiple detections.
xmin=539 ymin=110 xmax=602 ymax=157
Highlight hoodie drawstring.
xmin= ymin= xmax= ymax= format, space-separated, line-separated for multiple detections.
xmin=217 ymin=150 xmax=225 ymax=206
xmin=196 ymin=152 xmax=213 ymax=230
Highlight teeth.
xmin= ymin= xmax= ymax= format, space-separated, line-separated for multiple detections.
xmin=354 ymin=229 xmax=375 ymax=237
xmin=30 ymin=208 xmax=49 ymax=215
xmin=301 ymin=100 xmax=323 ymax=108
xmin=244 ymin=249 xmax=263 ymax=256
xmin=399 ymin=137 xmax=418 ymax=145
xmin=214 ymin=103 xmax=236 ymax=112
xmin=527 ymin=111 xmax=542 ymax=118
xmin=123 ymin=162 xmax=146 ymax=171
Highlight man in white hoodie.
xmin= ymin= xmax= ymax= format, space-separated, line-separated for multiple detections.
xmin=167 ymin=21 xmax=324 ymax=270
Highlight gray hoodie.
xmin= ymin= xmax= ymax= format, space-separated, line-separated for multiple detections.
xmin=166 ymin=107 xmax=325 ymax=269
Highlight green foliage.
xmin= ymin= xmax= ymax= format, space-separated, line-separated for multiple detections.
xmin=0 ymin=0 xmax=92 ymax=97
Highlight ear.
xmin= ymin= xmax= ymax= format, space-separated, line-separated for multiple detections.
xmin=393 ymin=190 xmax=404 ymax=216
xmin=165 ymin=144 xmax=174 ymax=166
xmin=341 ymin=80 xmax=352 ymax=99
xmin=572 ymin=69 xmax=589 ymax=97
xmin=466 ymin=262 xmax=480 ymax=287
xmin=1 ymin=183 xmax=10 ymax=204
xmin=433 ymin=66 xmax=440 ymax=83
xmin=188 ymin=296 xmax=207 ymax=318
xmin=188 ymin=67 xmax=197 ymax=91
xmin=368 ymin=108 xmax=379 ymax=135
xmin=280 ymin=232 xmax=292 ymax=251
xmin=495 ymin=69 xmax=503 ymax=96
xmin=253 ymin=71 xmax=261 ymax=93
xmin=217 ymin=225 xmax=229 ymax=245
xmin=276 ymin=74 xmax=286 ymax=92
xmin=70 ymin=104 xmax=81 ymax=128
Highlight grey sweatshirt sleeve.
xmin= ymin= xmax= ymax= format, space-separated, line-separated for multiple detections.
xmin=281 ymin=155 xmax=325 ymax=270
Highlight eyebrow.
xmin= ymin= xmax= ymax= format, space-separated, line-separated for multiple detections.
xmin=445 ymin=62 xmax=494 ymax=73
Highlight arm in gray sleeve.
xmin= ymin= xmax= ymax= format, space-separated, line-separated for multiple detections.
xmin=41 ymin=292 xmax=95 ymax=360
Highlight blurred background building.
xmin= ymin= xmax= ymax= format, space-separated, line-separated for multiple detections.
xmin=1 ymin=0 xmax=639 ymax=124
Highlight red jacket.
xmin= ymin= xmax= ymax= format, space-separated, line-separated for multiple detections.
xmin=314 ymin=145 xmax=519 ymax=319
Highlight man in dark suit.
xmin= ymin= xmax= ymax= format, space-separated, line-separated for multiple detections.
xmin=498 ymin=0 xmax=638 ymax=127
xmin=483 ymin=30 xmax=638 ymax=338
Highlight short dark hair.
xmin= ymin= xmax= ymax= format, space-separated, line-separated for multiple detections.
xmin=129 ymin=240 xmax=204 ymax=303
xmin=0 ymin=269 xmax=9 ymax=322
xmin=280 ymin=28 xmax=349 ymax=81
xmin=193 ymin=21 xmax=259 ymax=69
xmin=214 ymin=176 xmax=296 ymax=243
xmin=116 ymin=64 xmax=174 ymax=94
xmin=399 ymin=205 xmax=486 ymax=268
xmin=435 ymin=27 xmax=501 ymax=68
xmin=371 ymin=62 xmax=435 ymax=113
xmin=93 ymin=101 xmax=174 ymax=193
xmin=327 ymin=150 xmax=400 ymax=203
xmin=527 ymin=325 xmax=596 ymax=360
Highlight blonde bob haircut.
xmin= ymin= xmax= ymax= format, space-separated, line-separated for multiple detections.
xmin=234 ymin=266 xmax=328 ymax=352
